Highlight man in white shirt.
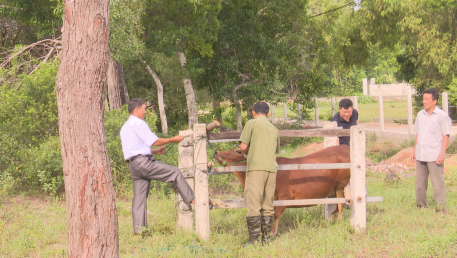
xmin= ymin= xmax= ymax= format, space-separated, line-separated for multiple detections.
xmin=120 ymin=98 xmax=194 ymax=235
xmin=411 ymin=88 xmax=452 ymax=212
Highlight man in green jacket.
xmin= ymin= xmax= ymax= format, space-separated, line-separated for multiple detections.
xmin=239 ymin=101 xmax=280 ymax=245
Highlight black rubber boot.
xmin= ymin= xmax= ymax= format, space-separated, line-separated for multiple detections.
xmin=261 ymin=216 xmax=274 ymax=244
xmin=246 ymin=216 xmax=261 ymax=245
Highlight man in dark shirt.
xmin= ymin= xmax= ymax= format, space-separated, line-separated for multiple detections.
xmin=331 ymin=98 xmax=358 ymax=145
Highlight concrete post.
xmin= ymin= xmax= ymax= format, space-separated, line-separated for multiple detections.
xmin=442 ymin=92 xmax=449 ymax=115
xmin=283 ymin=102 xmax=287 ymax=122
xmin=270 ymin=103 xmax=274 ymax=123
xmin=315 ymin=98 xmax=319 ymax=127
xmin=298 ymin=103 xmax=302 ymax=120
xmin=350 ymin=126 xmax=367 ymax=233
xmin=331 ymin=97 xmax=336 ymax=117
xmin=178 ymin=129 xmax=194 ymax=231
xmin=193 ymin=124 xmax=210 ymax=240
xmin=407 ymin=94 xmax=413 ymax=135
xmin=353 ymin=96 xmax=358 ymax=111
xmin=324 ymin=121 xmax=338 ymax=219
xmin=378 ymin=96 xmax=384 ymax=131
xmin=362 ymin=79 xmax=368 ymax=95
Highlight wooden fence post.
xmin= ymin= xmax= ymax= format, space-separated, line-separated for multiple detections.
xmin=407 ymin=94 xmax=413 ymax=135
xmin=331 ymin=97 xmax=336 ymax=117
xmin=193 ymin=124 xmax=210 ymax=240
xmin=353 ymin=96 xmax=358 ymax=111
xmin=283 ymin=102 xmax=287 ymax=122
xmin=442 ymin=92 xmax=449 ymax=115
xmin=350 ymin=126 xmax=366 ymax=233
xmin=378 ymin=96 xmax=384 ymax=131
xmin=324 ymin=121 xmax=338 ymax=219
xmin=315 ymin=98 xmax=319 ymax=127
xmin=178 ymin=129 xmax=194 ymax=231
xmin=298 ymin=103 xmax=302 ymax=120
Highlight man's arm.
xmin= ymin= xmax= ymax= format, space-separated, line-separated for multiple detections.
xmin=411 ymin=134 xmax=418 ymax=162
xmin=151 ymin=146 xmax=166 ymax=155
xmin=153 ymin=135 xmax=185 ymax=146
xmin=436 ymin=135 xmax=450 ymax=165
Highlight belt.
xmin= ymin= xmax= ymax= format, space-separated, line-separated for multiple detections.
xmin=129 ymin=155 xmax=141 ymax=162
xmin=129 ymin=154 xmax=153 ymax=162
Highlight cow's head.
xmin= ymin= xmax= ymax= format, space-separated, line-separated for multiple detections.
xmin=213 ymin=148 xmax=247 ymax=166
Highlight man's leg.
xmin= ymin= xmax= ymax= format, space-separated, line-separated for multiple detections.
xmin=427 ymin=162 xmax=446 ymax=212
xmin=245 ymin=171 xmax=267 ymax=244
xmin=131 ymin=178 xmax=150 ymax=234
xmin=135 ymin=157 xmax=194 ymax=206
xmin=260 ymin=172 xmax=276 ymax=243
xmin=415 ymin=161 xmax=429 ymax=208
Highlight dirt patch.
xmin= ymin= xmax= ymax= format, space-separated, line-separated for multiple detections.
xmin=291 ymin=142 xmax=324 ymax=158
xmin=444 ymin=154 xmax=457 ymax=174
xmin=386 ymin=147 xmax=415 ymax=168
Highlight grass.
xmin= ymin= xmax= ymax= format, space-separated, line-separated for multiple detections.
xmin=272 ymin=101 xmax=411 ymax=123
xmin=2 ymin=170 xmax=457 ymax=256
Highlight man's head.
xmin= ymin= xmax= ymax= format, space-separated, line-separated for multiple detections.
xmin=252 ymin=101 xmax=270 ymax=118
xmin=128 ymin=98 xmax=146 ymax=120
xmin=423 ymin=88 xmax=439 ymax=111
xmin=338 ymin=99 xmax=353 ymax=122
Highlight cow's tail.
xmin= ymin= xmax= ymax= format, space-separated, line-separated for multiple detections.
xmin=344 ymin=184 xmax=352 ymax=205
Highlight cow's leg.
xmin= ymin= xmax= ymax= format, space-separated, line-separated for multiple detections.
xmin=336 ymin=189 xmax=345 ymax=222
xmin=272 ymin=206 xmax=286 ymax=235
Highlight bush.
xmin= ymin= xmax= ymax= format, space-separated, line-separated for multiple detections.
xmin=358 ymin=95 xmax=377 ymax=104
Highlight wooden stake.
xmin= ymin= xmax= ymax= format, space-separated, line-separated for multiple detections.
xmin=178 ymin=129 xmax=194 ymax=231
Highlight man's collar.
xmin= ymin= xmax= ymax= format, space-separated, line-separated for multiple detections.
xmin=423 ymin=106 xmax=438 ymax=115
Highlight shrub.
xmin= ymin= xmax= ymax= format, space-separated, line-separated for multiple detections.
xmin=357 ymin=95 xmax=377 ymax=104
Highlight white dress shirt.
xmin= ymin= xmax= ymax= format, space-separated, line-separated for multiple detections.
xmin=414 ymin=106 xmax=452 ymax=162
xmin=120 ymin=116 xmax=159 ymax=160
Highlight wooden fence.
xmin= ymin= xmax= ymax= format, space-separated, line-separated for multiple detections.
xmin=177 ymin=122 xmax=383 ymax=240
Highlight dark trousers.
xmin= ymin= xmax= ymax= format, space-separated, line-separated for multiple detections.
xmin=129 ymin=155 xmax=194 ymax=234
xmin=415 ymin=161 xmax=446 ymax=211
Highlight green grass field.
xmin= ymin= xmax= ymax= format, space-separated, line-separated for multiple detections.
xmin=272 ymin=102 xmax=411 ymax=123
xmin=1 ymin=159 xmax=457 ymax=257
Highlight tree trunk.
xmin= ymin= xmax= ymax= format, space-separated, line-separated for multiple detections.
xmin=177 ymin=52 xmax=198 ymax=128
xmin=232 ymin=90 xmax=243 ymax=131
xmin=107 ymin=56 xmax=128 ymax=110
xmin=144 ymin=62 xmax=168 ymax=135
xmin=55 ymin=1 xmax=119 ymax=257
xmin=212 ymin=98 xmax=222 ymax=126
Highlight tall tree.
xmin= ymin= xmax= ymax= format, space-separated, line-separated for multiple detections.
xmin=55 ymin=0 xmax=119 ymax=256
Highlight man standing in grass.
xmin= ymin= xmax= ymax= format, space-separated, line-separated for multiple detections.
xmin=331 ymin=98 xmax=358 ymax=146
xmin=411 ymin=88 xmax=452 ymax=212
xmin=120 ymin=98 xmax=194 ymax=236
xmin=239 ymin=101 xmax=280 ymax=245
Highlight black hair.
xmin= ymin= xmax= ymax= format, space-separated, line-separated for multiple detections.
xmin=339 ymin=99 xmax=353 ymax=109
xmin=423 ymin=88 xmax=439 ymax=102
xmin=253 ymin=101 xmax=269 ymax=115
xmin=128 ymin=98 xmax=145 ymax=114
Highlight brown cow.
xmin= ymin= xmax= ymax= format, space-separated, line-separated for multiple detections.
xmin=213 ymin=145 xmax=351 ymax=235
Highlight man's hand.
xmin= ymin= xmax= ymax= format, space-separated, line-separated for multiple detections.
xmin=151 ymin=146 xmax=166 ymax=155
xmin=410 ymin=152 xmax=416 ymax=162
xmin=173 ymin=135 xmax=185 ymax=143
xmin=436 ymin=153 xmax=445 ymax=165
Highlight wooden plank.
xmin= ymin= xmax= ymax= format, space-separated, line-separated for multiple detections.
xmin=210 ymin=163 xmax=351 ymax=174
xmin=211 ymin=196 xmax=383 ymax=209
xmin=177 ymin=129 xmax=194 ymax=231
xmin=207 ymin=128 xmax=351 ymax=140
xmin=350 ymin=125 xmax=367 ymax=233
xmin=194 ymin=124 xmax=210 ymax=240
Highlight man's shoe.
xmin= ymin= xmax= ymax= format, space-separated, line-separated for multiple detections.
xmin=246 ymin=216 xmax=261 ymax=245
xmin=261 ymin=216 xmax=274 ymax=245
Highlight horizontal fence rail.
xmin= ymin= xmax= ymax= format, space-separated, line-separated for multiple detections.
xmin=211 ymin=197 xmax=383 ymax=209
xmin=207 ymin=128 xmax=351 ymax=141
